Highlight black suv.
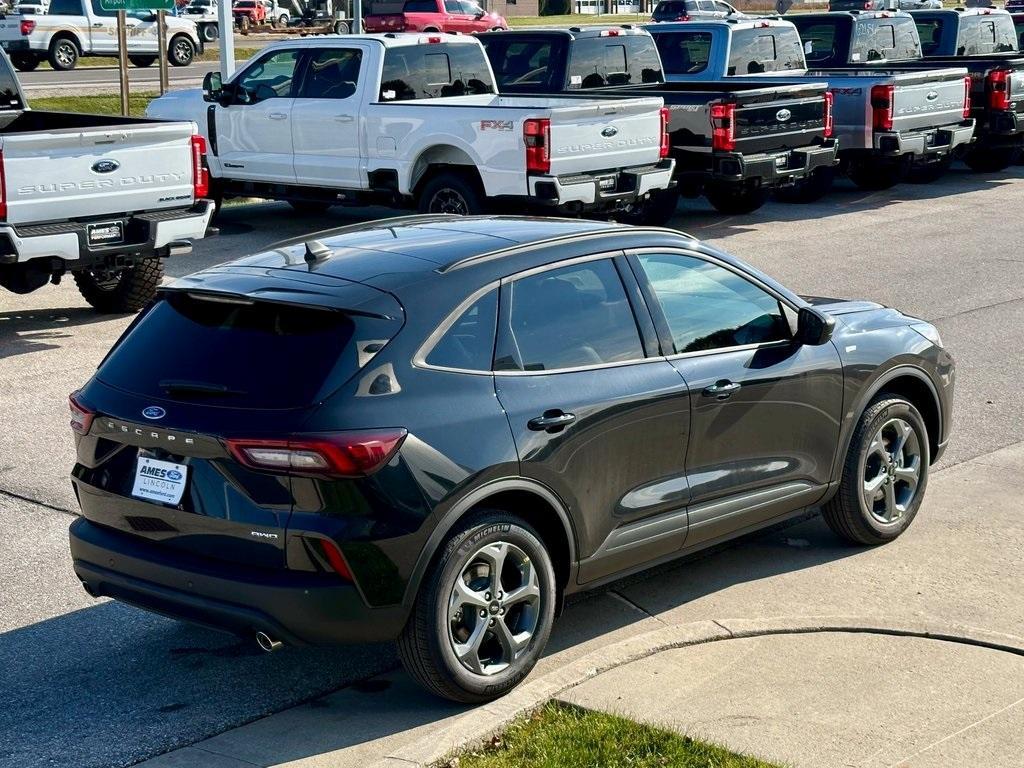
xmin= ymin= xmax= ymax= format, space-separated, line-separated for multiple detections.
xmin=69 ymin=215 xmax=954 ymax=702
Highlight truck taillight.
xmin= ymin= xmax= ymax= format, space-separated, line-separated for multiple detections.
xmin=870 ymin=84 xmax=894 ymax=132
xmin=524 ymin=117 xmax=550 ymax=174
xmin=659 ymin=106 xmax=670 ymax=158
xmin=710 ymin=102 xmax=735 ymax=152
xmin=988 ymin=69 xmax=1011 ymax=111
xmin=823 ymin=90 xmax=834 ymax=138
xmin=20 ymin=19 xmax=35 ymax=35
xmin=963 ymin=75 xmax=972 ymax=118
xmin=191 ymin=134 xmax=209 ymax=199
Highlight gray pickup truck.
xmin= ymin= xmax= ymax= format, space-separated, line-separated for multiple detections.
xmin=479 ymin=26 xmax=838 ymax=216
xmin=651 ymin=16 xmax=974 ymax=192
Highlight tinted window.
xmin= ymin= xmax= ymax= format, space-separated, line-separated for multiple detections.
xmin=792 ymin=17 xmax=845 ymax=65
xmin=568 ymin=36 xmax=663 ymax=89
xmin=96 ymin=293 xmax=392 ymax=409
xmin=443 ymin=0 xmax=460 ymax=10
xmin=654 ymin=31 xmax=712 ymax=75
xmin=851 ymin=18 xmax=920 ymax=61
xmin=958 ymin=15 xmax=1017 ymax=54
xmin=298 ymin=48 xmax=362 ymax=99
xmin=235 ymin=49 xmax=300 ymax=101
xmin=727 ymin=28 xmax=805 ymax=74
xmin=496 ymin=260 xmax=644 ymax=371
xmin=425 ymin=290 xmax=497 ymax=371
xmin=916 ymin=17 xmax=946 ymax=55
xmin=0 ymin=56 xmax=23 ymax=110
xmin=638 ymin=254 xmax=790 ymax=354
xmin=403 ymin=0 xmax=436 ymax=10
xmin=482 ymin=36 xmax=562 ymax=92
xmin=48 ymin=0 xmax=82 ymax=13
xmin=653 ymin=0 xmax=690 ymax=14
xmin=380 ymin=44 xmax=494 ymax=100
xmin=1016 ymin=18 xmax=1024 ymax=51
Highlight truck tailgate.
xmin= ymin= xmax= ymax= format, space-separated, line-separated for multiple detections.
xmin=889 ymin=69 xmax=969 ymax=134
xmin=730 ymin=82 xmax=830 ymax=155
xmin=1 ymin=118 xmax=197 ymax=226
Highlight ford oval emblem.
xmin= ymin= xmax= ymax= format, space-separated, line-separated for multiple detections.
xmin=775 ymin=108 xmax=792 ymax=122
xmin=601 ymin=126 xmax=618 ymax=137
xmin=167 ymin=470 xmax=183 ymax=481
xmin=926 ymin=90 xmax=939 ymax=101
xmin=142 ymin=406 xmax=166 ymax=420
xmin=92 ymin=159 xmax=120 ymax=174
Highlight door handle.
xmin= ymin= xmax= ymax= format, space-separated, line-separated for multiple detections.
xmin=93 ymin=22 xmax=104 ymax=26
xmin=334 ymin=114 xmax=354 ymax=123
xmin=528 ymin=410 xmax=576 ymax=433
xmin=702 ymin=380 xmax=741 ymax=400
xmin=268 ymin=112 xmax=288 ymax=120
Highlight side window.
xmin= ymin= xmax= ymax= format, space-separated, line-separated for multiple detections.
xmin=713 ymin=1 xmax=734 ymax=12
xmin=443 ymin=0 xmax=461 ymax=10
xmin=403 ymin=0 xmax=437 ymax=10
xmin=380 ymin=44 xmax=494 ymax=100
xmin=235 ymin=49 xmax=300 ymax=101
xmin=298 ymin=48 xmax=362 ymax=100
xmin=495 ymin=260 xmax=644 ymax=372
xmin=637 ymin=253 xmax=790 ymax=354
xmin=654 ymin=31 xmax=712 ymax=75
xmin=49 ymin=0 xmax=83 ymax=14
xmin=89 ymin=0 xmax=117 ymax=16
xmin=425 ymin=289 xmax=498 ymax=371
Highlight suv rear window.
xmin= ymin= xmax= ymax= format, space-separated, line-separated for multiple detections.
xmin=380 ymin=43 xmax=494 ymax=100
xmin=97 ymin=293 xmax=395 ymax=409
xmin=568 ymin=36 xmax=663 ymax=89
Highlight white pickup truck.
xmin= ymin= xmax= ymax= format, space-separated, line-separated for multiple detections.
xmin=0 ymin=0 xmax=201 ymax=71
xmin=145 ymin=34 xmax=676 ymax=222
xmin=0 ymin=51 xmax=214 ymax=312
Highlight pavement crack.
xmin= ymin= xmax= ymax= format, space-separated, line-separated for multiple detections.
xmin=607 ymin=589 xmax=667 ymax=626
xmin=0 ymin=486 xmax=77 ymax=518
xmin=712 ymin=619 xmax=735 ymax=638
xmin=928 ymin=293 xmax=1024 ymax=323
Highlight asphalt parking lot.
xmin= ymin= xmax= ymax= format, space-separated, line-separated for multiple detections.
xmin=2 ymin=165 xmax=1023 ymax=768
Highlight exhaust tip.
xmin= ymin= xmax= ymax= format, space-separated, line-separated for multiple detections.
xmin=256 ymin=631 xmax=283 ymax=653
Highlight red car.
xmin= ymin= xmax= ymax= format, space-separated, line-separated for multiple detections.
xmin=233 ymin=0 xmax=267 ymax=27
xmin=364 ymin=0 xmax=507 ymax=34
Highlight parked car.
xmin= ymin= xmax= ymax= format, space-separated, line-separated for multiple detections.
xmin=0 ymin=49 xmax=214 ymax=311
xmin=479 ymin=26 xmax=838 ymax=215
xmin=0 ymin=0 xmax=201 ymax=71
xmin=146 ymin=35 xmax=675 ymax=221
xmin=181 ymin=0 xmax=220 ymax=43
xmin=1006 ymin=0 xmax=1024 ymax=14
xmin=363 ymin=0 xmax=507 ymax=34
xmin=650 ymin=0 xmax=743 ymax=22
xmin=232 ymin=0 xmax=266 ymax=30
xmin=67 ymin=214 xmax=955 ymax=703
xmin=829 ymin=0 xmax=940 ymax=9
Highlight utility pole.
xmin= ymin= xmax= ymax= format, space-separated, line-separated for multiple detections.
xmin=218 ymin=0 xmax=236 ymax=78
xmin=117 ymin=10 xmax=129 ymax=115
xmin=157 ymin=9 xmax=169 ymax=95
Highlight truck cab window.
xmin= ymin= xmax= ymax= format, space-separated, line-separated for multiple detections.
xmin=795 ymin=20 xmax=841 ymax=65
xmin=958 ymin=16 xmax=1017 ymax=54
xmin=728 ymin=31 xmax=779 ymax=75
xmin=89 ymin=0 xmax=117 ymax=16
xmin=47 ymin=0 xmax=82 ymax=13
xmin=234 ymin=49 xmax=300 ymax=102
xmin=380 ymin=44 xmax=494 ymax=101
xmin=298 ymin=49 xmax=362 ymax=100
xmin=482 ymin=38 xmax=559 ymax=92
xmin=916 ymin=18 xmax=946 ymax=56
xmin=568 ymin=36 xmax=663 ymax=89
xmin=654 ymin=31 xmax=712 ymax=75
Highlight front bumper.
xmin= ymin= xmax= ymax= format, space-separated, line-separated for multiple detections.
xmin=69 ymin=517 xmax=408 ymax=645
xmin=710 ymin=139 xmax=838 ymax=187
xmin=0 ymin=199 xmax=214 ymax=267
xmin=873 ymin=120 xmax=975 ymax=157
xmin=529 ymin=158 xmax=675 ymax=209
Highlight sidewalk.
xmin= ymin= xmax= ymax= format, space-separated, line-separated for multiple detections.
xmin=139 ymin=442 xmax=1024 ymax=768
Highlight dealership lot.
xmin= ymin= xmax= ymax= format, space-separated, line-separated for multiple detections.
xmin=2 ymin=167 xmax=1023 ymax=767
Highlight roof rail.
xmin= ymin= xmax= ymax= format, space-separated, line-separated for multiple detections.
xmin=263 ymin=213 xmax=459 ymax=254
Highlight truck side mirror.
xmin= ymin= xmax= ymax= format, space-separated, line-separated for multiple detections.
xmin=203 ymin=71 xmax=222 ymax=102
xmin=796 ymin=306 xmax=835 ymax=346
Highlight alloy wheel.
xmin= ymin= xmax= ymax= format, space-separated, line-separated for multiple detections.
xmin=173 ymin=40 xmax=192 ymax=64
xmin=861 ymin=417 xmax=922 ymax=525
xmin=447 ymin=541 xmax=541 ymax=676
xmin=429 ymin=188 xmax=469 ymax=215
xmin=55 ymin=42 xmax=75 ymax=67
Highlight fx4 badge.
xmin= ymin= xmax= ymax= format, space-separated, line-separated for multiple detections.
xmin=480 ymin=120 xmax=513 ymax=131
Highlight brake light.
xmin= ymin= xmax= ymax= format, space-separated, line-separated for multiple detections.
xmin=989 ymin=69 xmax=1011 ymax=111
xmin=524 ymin=117 xmax=550 ymax=174
xmin=599 ymin=29 xmax=621 ymax=36
xmin=20 ymin=19 xmax=34 ymax=35
xmin=69 ymin=392 xmax=95 ymax=436
xmin=870 ymin=83 xmax=894 ymax=131
xmin=0 ymin=150 xmax=6 ymax=221
xmin=963 ymin=75 xmax=972 ymax=118
xmin=823 ymin=90 xmax=834 ymax=138
xmin=426 ymin=35 xmax=441 ymax=43
xmin=191 ymin=134 xmax=209 ymax=199
xmin=659 ymin=106 xmax=670 ymax=158
xmin=225 ymin=429 xmax=408 ymax=477
xmin=710 ymin=102 xmax=735 ymax=151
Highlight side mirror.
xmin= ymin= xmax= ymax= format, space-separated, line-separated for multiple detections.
xmin=202 ymin=70 xmax=222 ymax=102
xmin=796 ymin=306 xmax=835 ymax=346
xmin=475 ymin=9 xmax=485 ymax=17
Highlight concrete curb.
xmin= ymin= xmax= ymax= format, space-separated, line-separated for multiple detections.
xmin=372 ymin=616 xmax=1024 ymax=768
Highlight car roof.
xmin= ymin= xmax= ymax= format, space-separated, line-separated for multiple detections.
xmin=478 ymin=26 xmax=651 ymax=39
xmin=648 ymin=18 xmax=794 ymax=31
xmin=260 ymin=31 xmax=483 ymax=52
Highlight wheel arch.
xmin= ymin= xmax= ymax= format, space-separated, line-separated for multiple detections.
xmin=49 ymin=30 xmax=82 ymax=54
xmin=849 ymin=365 xmax=943 ymax=466
xmin=409 ymin=144 xmax=483 ymax=196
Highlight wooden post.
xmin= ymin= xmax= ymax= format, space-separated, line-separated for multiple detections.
xmin=158 ymin=9 xmax=169 ymax=96
xmin=117 ymin=9 xmax=130 ymax=116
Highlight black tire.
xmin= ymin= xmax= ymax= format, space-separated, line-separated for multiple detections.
xmin=238 ymin=15 xmax=251 ymax=34
xmin=963 ymin=146 xmax=1017 ymax=173
xmin=822 ymin=396 xmax=930 ymax=546
xmin=287 ymin=200 xmax=332 ymax=214
xmin=200 ymin=23 xmax=219 ymax=42
xmin=620 ymin=187 xmax=679 ymax=225
xmin=10 ymin=53 xmax=40 ymax=72
xmin=705 ymin=183 xmax=768 ymax=215
xmin=129 ymin=55 xmax=157 ymax=68
xmin=397 ymin=511 xmax=557 ymax=703
xmin=844 ymin=157 xmax=904 ymax=190
xmin=168 ymin=35 xmax=195 ymax=67
xmin=48 ymin=36 xmax=79 ymax=71
xmin=333 ymin=20 xmax=350 ymax=34
xmin=775 ymin=167 xmax=834 ymax=203
xmin=73 ymin=260 xmax=164 ymax=314
xmin=417 ymin=171 xmax=485 ymax=216
xmin=278 ymin=14 xmax=288 ymax=26
xmin=907 ymin=159 xmax=951 ymax=185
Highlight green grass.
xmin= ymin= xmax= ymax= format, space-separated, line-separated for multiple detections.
xmin=452 ymin=702 xmax=781 ymax=768
xmin=33 ymin=46 xmax=261 ymax=70
xmin=29 ymin=92 xmax=159 ymax=116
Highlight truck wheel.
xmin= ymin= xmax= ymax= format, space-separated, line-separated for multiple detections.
xmin=239 ymin=15 xmax=251 ymax=34
xmin=821 ymin=396 xmax=929 ymax=546
xmin=73 ymin=260 xmax=164 ymax=314
xmin=278 ymin=13 xmax=288 ymax=25
xmin=418 ymin=172 xmax=485 ymax=216
xmin=10 ymin=53 xmax=40 ymax=72
xmin=705 ymin=183 xmax=768 ymax=215
xmin=168 ymin=35 xmax=195 ymax=67
xmin=200 ymin=23 xmax=219 ymax=42
xmin=963 ymin=147 xmax=1017 ymax=173
xmin=396 ymin=511 xmax=557 ymax=703
xmin=843 ymin=157 xmax=903 ymax=190
xmin=620 ymin=187 xmax=679 ymax=226
xmin=775 ymin=167 xmax=834 ymax=203
xmin=334 ymin=20 xmax=350 ymax=34
xmin=48 ymin=37 xmax=79 ymax=71
xmin=129 ymin=55 xmax=157 ymax=68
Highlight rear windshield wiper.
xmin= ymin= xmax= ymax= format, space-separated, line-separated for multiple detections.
xmin=159 ymin=379 xmax=247 ymax=398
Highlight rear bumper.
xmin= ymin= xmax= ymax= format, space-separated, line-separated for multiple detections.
xmin=975 ymin=110 xmax=1024 ymax=144
xmin=872 ymin=120 xmax=975 ymax=157
xmin=710 ymin=139 xmax=838 ymax=187
xmin=0 ymin=200 xmax=214 ymax=267
xmin=69 ymin=517 xmax=409 ymax=645
xmin=0 ymin=39 xmax=30 ymax=53
xmin=528 ymin=159 xmax=675 ymax=209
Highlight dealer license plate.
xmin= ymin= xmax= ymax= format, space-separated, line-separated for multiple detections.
xmin=88 ymin=221 xmax=125 ymax=247
xmin=131 ymin=456 xmax=188 ymax=506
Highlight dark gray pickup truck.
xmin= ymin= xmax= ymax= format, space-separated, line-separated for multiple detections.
xmin=478 ymin=26 xmax=839 ymax=217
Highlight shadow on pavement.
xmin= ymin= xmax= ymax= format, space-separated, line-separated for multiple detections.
xmin=0 ymin=306 xmax=116 ymax=361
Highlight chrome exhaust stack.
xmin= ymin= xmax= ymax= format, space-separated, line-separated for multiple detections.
xmin=256 ymin=631 xmax=284 ymax=653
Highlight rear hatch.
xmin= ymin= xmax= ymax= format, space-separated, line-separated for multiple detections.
xmin=906 ymin=56 xmax=1024 ymax=122
xmin=727 ymin=82 xmax=831 ymax=154
xmin=72 ymin=267 xmax=404 ymax=569
xmin=888 ymin=69 xmax=971 ymax=133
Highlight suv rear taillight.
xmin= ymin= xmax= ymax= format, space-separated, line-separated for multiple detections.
xmin=824 ymin=91 xmax=834 ymax=138
xmin=659 ymin=106 xmax=670 ymax=158
xmin=69 ymin=392 xmax=95 ymax=436
xmin=524 ymin=117 xmax=550 ymax=174
xmin=225 ymin=429 xmax=407 ymax=477
xmin=870 ymin=84 xmax=894 ymax=131
xmin=191 ymin=134 xmax=209 ymax=199
xmin=988 ymin=69 xmax=1011 ymax=111
xmin=710 ymin=102 xmax=735 ymax=151
xmin=20 ymin=19 xmax=35 ymax=35
xmin=963 ymin=75 xmax=972 ymax=118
